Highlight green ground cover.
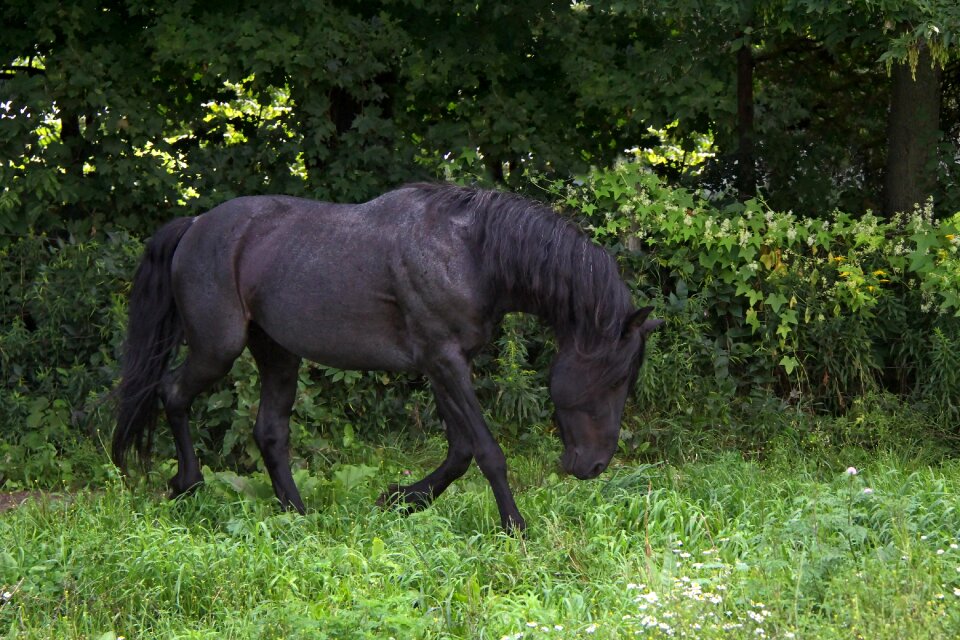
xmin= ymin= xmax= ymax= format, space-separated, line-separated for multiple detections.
xmin=2 ymin=437 xmax=958 ymax=639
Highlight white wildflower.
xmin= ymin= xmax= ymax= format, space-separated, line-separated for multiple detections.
xmin=845 ymin=467 xmax=858 ymax=476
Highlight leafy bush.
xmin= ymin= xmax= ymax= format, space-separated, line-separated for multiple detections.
xmin=543 ymin=162 xmax=960 ymax=438
xmin=0 ymin=230 xmax=140 ymax=487
xmin=6 ymin=166 xmax=959 ymax=488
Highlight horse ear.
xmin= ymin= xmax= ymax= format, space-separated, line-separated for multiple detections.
xmin=622 ymin=306 xmax=665 ymax=338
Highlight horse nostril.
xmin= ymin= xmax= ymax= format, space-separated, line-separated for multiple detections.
xmin=590 ymin=461 xmax=607 ymax=477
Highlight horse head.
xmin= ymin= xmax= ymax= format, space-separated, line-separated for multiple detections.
xmin=549 ymin=306 xmax=663 ymax=479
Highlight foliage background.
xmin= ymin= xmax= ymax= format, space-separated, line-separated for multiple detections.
xmin=1 ymin=0 xmax=959 ymax=488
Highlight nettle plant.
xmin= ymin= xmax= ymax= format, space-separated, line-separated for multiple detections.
xmin=547 ymin=163 xmax=960 ymax=416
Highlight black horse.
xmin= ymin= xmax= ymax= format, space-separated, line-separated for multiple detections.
xmin=113 ymin=183 xmax=662 ymax=531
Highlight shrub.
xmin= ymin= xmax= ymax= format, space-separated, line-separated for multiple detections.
xmin=0 ymin=230 xmax=140 ymax=487
xmin=6 ymin=166 xmax=958 ymax=488
xmin=542 ymin=162 xmax=960 ymax=437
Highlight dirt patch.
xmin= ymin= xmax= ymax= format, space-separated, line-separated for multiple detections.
xmin=0 ymin=491 xmax=44 ymax=513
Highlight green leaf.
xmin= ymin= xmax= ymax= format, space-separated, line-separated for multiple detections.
xmin=736 ymin=282 xmax=764 ymax=307
xmin=333 ymin=464 xmax=378 ymax=493
xmin=765 ymin=292 xmax=788 ymax=314
xmin=776 ymin=323 xmax=792 ymax=340
xmin=779 ymin=355 xmax=800 ymax=375
xmin=342 ymin=423 xmax=355 ymax=448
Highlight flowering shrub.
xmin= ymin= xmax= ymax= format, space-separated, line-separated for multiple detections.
xmin=546 ymin=163 xmax=960 ymax=422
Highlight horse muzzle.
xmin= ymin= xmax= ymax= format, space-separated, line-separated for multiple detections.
xmin=560 ymin=448 xmax=611 ymax=480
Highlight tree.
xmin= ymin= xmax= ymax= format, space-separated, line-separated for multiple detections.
xmin=877 ymin=1 xmax=960 ymax=216
xmin=884 ymin=42 xmax=942 ymax=216
xmin=3 ymin=0 xmax=959 ymax=238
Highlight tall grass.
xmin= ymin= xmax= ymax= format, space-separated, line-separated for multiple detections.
xmin=2 ymin=439 xmax=959 ymax=639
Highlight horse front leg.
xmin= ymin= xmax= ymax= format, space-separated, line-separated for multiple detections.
xmin=377 ymin=382 xmax=473 ymax=512
xmin=390 ymin=349 xmax=526 ymax=533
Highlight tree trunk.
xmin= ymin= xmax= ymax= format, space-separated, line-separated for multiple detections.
xmin=883 ymin=45 xmax=942 ymax=217
xmin=736 ymin=37 xmax=756 ymax=201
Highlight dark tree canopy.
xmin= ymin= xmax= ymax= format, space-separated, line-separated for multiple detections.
xmin=1 ymin=0 xmax=958 ymax=236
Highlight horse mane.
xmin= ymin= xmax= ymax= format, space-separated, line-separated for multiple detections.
xmin=408 ymin=183 xmax=634 ymax=357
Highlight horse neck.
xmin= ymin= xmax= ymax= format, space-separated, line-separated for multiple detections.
xmin=481 ymin=223 xmax=632 ymax=350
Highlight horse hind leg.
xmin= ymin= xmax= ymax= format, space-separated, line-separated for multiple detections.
xmin=247 ymin=324 xmax=305 ymax=514
xmin=163 ymin=346 xmax=244 ymax=497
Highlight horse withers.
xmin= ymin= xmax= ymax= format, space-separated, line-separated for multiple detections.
xmin=113 ymin=184 xmax=663 ymax=532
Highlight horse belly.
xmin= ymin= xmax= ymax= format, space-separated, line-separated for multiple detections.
xmin=269 ymin=315 xmax=413 ymax=372
xmin=248 ymin=277 xmax=415 ymax=372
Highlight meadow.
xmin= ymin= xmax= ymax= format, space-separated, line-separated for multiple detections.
xmin=2 ymin=434 xmax=959 ymax=639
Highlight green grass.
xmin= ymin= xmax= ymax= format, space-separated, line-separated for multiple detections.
xmin=2 ymin=438 xmax=959 ymax=639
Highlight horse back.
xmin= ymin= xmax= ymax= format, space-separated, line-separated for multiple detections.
xmin=171 ymin=192 xmax=493 ymax=372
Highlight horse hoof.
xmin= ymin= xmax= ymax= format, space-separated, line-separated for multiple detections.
xmin=376 ymin=484 xmax=404 ymax=508
xmin=168 ymin=478 xmax=203 ymax=500
xmin=377 ymin=484 xmax=432 ymax=513
xmin=502 ymin=514 xmax=527 ymax=536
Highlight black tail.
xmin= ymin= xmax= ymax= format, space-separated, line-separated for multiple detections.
xmin=113 ymin=216 xmax=194 ymax=472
